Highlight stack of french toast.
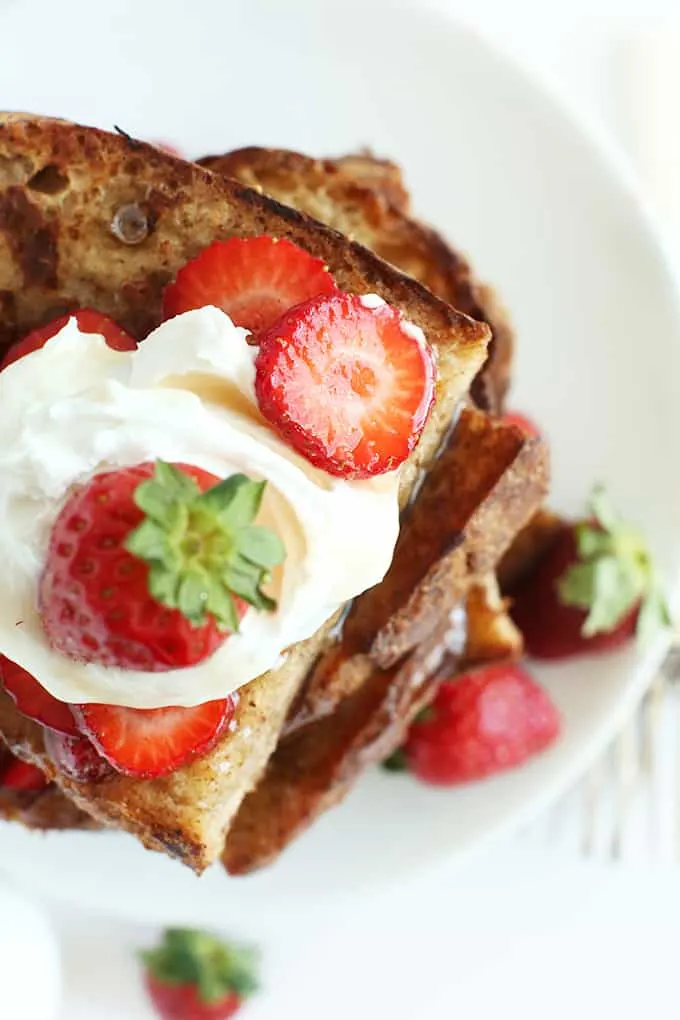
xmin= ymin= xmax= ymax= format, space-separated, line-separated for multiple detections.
xmin=0 ymin=114 xmax=548 ymax=876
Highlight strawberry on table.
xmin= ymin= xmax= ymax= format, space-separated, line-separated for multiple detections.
xmin=510 ymin=486 xmax=670 ymax=659
xmin=0 ymin=308 xmax=136 ymax=369
xmin=162 ymin=236 xmax=337 ymax=334
xmin=0 ymin=655 xmax=79 ymax=736
xmin=399 ymin=663 xmax=560 ymax=785
xmin=0 ymin=756 xmax=48 ymax=792
xmin=142 ymin=928 xmax=258 ymax=1020
xmin=255 ymin=292 xmax=436 ymax=478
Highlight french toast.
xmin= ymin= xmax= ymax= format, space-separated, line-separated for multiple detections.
xmin=199 ymin=146 xmax=514 ymax=412
xmin=0 ymin=114 xmax=492 ymax=871
xmin=223 ymin=408 xmax=547 ymax=874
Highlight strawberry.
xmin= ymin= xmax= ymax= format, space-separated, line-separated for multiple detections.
xmin=255 ymin=292 xmax=436 ymax=478
xmin=0 ymin=308 xmax=136 ymax=369
xmin=142 ymin=928 xmax=258 ymax=1020
xmin=43 ymin=729 xmax=113 ymax=783
xmin=73 ymin=699 xmax=233 ymax=779
xmin=0 ymin=757 xmax=48 ymax=792
xmin=162 ymin=236 xmax=337 ymax=334
xmin=402 ymin=663 xmax=560 ymax=785
xmin=39 ymin=461 xmax=285 ymax=671
xmin=0 ymin=655 xmax=79 ymax=736
xmin=503 ymin=410 xmax=540 ymax=438
xmin=510 ymin=487 xmax=670 ymax=660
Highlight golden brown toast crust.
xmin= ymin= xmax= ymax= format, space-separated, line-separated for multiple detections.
xmin=200 ymin=146 xmax=514 ymax=411
xmin=0 ymin=115 xmax=489 ymax=870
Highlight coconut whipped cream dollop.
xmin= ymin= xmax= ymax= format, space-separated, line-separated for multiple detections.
xmin=0 ymin=306 xmax=402 ymax=709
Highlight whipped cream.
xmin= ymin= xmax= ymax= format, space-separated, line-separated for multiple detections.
xmin=0 ymin=307 xmax=401 ymax=709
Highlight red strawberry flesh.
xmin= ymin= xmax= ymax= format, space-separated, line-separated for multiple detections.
xmin=0 ymin=654 xmax=79 ymax=736
xmin=74 ymin=699 xmax=233 ymax=778
xmin=255 ymin=292 xmax=436 ymax=478
xmin=0 ymin=757 xmax=48 ymax=792
xmin=162 ymin=236 xmax=337 ymax=334
xmin=44 ymin=729 xmax=113 ymax=783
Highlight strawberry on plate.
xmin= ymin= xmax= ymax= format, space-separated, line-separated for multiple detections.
xmin=73 ymin=700 xmax=234 ymax=779
xmin=255 ymin=292 xmax=436 ymax=478
xmin=0 ymin=308 xmax=136 ymax=369
xmin=142 ymin=928 xmax=258 ymax=1020
xmin=510 ymin=486 xmax=670 ymax=659
xmin=0 ymin=756 xmax=48 ymax=792
xmin=39 ymin=460 xmax=285 ymax=671
xmin=0 ymin=655 xmax=78 ymax=736
xmin=162 ymin=236 xmax=337 ymax=334
xmin=397 ymin=663 xmax=560 ymax=785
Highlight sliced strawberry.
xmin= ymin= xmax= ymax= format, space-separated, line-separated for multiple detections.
xmin=255 ymin=292 xmax=436 ymax=478
xmin=43 ymin=729 xmax=113 ymax=783
xmin=1 ymin=308 xmax=136 ymax=369
xmin=0 ymin=655 xmax=79 ymax=736
xmin=0 ymin=758 xmax=48 ymax=792
xmin=162 ymin=236 xmax=337 ymax=334
xmin=73 ymin=698 xmax=234 ymax=778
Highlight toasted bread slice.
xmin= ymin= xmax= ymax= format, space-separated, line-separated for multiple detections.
xmin=461 ymin=575 xmax=522 ymax=670
xmin=223 ymin=409 xmax=548 ymax=874
xmin=332 ymin=152 xmax=411 ymax=212
xmin=498 ymin=508 xmax=564 ymax=592
xmin=0 ymin=114 xmax=489 ymax=871
xmin=199 ymin=146 xmax=514 ymax=411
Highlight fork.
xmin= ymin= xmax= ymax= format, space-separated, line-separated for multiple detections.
xmin=524 ymin=639 xmax=680 ymax=862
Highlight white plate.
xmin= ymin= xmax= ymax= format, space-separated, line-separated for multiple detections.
xmin=0 ymin=0 xmax=679 ymax=926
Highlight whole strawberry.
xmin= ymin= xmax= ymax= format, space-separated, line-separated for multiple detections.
xmin=400 ymin=663 xmax=560 ymax=785
xmin=32 ymin=460 xmax=286 ymax=779
xmin=141 ymin=928 xmax=258 ymax=1020
xmin=39 ymin=460 xmax=285 ymax=671
xmin=510 ymin=487 xmax=670 ymax=659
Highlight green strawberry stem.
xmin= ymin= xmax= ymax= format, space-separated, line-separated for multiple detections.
xmin=141 ymin=928 xmax=259 ymax=1004
xmin=382 ymin=747 xmax=408 ymax=772
xmin=125 ymin=461 xmax=285 ymax=630
xmin=558 ymin=485 xmax=670 ymax=646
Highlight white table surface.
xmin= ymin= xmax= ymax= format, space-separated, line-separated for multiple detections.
xmin=3 ymin=1 xmax=680 ymax=1017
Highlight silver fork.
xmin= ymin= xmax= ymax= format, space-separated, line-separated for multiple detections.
xmin=527 ymin=642 xmax=680 ymax=862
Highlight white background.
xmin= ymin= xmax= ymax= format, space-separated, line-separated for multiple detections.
xmin=3 ymin=0 xmax=680 ymax=1017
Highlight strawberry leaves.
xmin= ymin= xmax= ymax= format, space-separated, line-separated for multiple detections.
xmin=558 ymin=485 xmax=670 ymax=646
xmin=126 ymin=461 xmax=285 ymax=629
xmin=141 ymin=927 xmax=259 ymax=1004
